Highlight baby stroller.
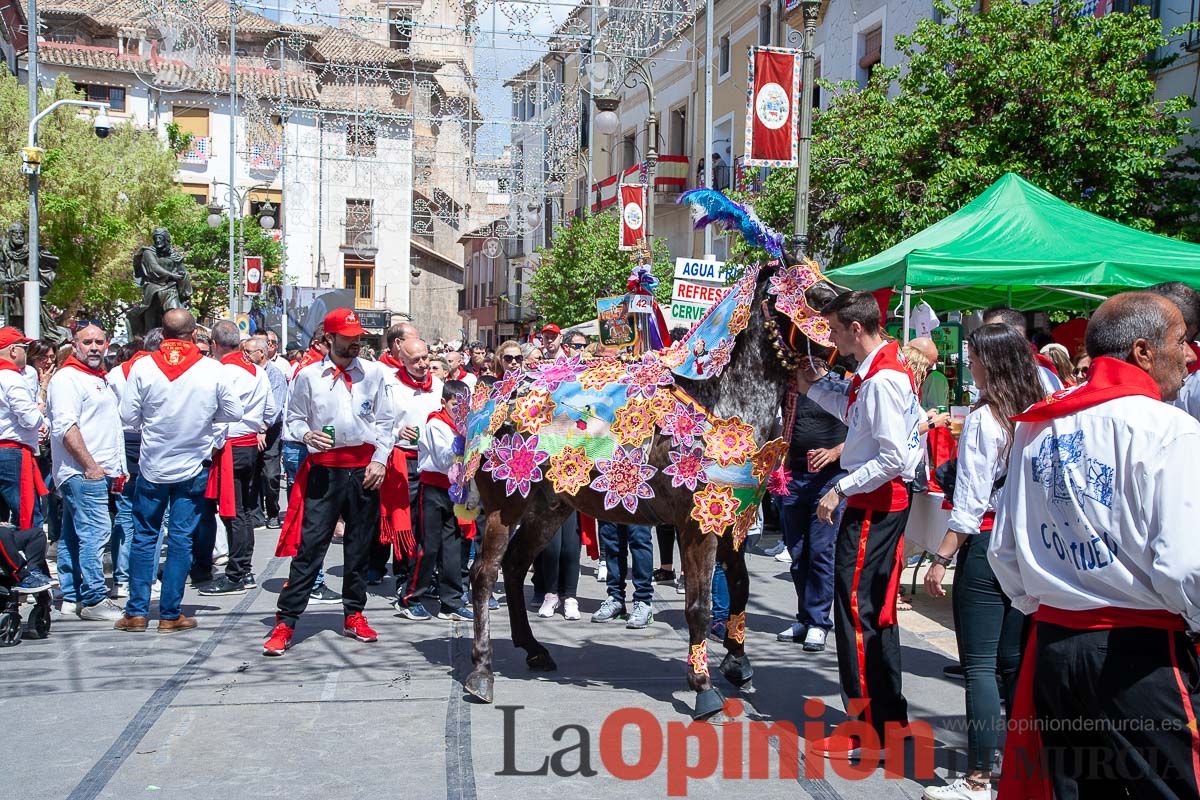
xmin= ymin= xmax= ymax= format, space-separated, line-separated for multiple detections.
xmin=0 ymin=524 xmax=52 ymax=646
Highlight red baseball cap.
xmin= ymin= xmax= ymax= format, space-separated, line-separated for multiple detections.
xmin=540 ymin=323 xmax=561 ymax=336
xmin=0 ymin=327 xmax=32 ymax=350
xmin=323 ymin=308 xmax=366 ymax=338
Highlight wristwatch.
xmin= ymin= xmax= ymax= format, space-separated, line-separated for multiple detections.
xmin=832 ymin=483 xmax=846 ymax=500
xmin=927 ymin=551 xmax=954 ymax=568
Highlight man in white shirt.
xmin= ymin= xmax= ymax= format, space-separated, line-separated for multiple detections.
xmin=1147 ymin=281 xmax=1200 ymax=423
xmin=265 ymin=308 xmax=395 ymax=656
xmin=798 ymin=291 xmax=924 ymax=760
xmin=116 ymin=310 xmax=243 ymax=633
xmin=982 ymin=306 xmax=1063 ymax=394
xmin=0 ymin=326 xmax=47 ymax=531
xmin=378 ymin=321 xmax=419 ymax=373
xmin=48 ymin=323 xmax=126 ymax=621
xmin=990 ymin=292 xmax=1200 ymax=800
xmin=265 ymin=330 xmax=290 ymax=378
xmin=198 ymin=322 xmax=276 ymax=596
xmin=444 ymin=350 xmax=476 ymax=389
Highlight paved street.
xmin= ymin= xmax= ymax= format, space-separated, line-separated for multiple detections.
xmin=5 ymin=532 xmax=972 ymax=800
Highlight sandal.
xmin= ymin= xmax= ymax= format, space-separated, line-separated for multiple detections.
xmin=896 ymin=593 xmax=914 ymax=612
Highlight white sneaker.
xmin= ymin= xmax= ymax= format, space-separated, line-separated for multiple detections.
xmin=675 ymin=573 xmax=686 ymax=594
xmin=79 ymin=598 xmax=125 ymax=622
xmin=774 ymin=549 xmax=792 ymax=563
xmin=803 ymin=626 xmax=828 ymax=652
xmin=151 ymin=582 xmax=161 ymax=598
xmin=58 ymin=601 xmax=78 ymax=617
xmin=111 ymin=584 xmax=129 ymax=598
xmin=563 ymin=597 xmax=580 ymax=620
xmin=596 ymin=563 xmax=608 ymax=582
xmin=537 ymin=593 xmax=559 ymax=618
xmin=922 ymin=778 xmax=991 ymax=800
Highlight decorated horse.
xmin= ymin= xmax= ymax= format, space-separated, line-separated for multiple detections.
xmin=453 ymin=191 xmax=841 ymax=720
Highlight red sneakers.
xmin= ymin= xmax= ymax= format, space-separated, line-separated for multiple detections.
xmin=343 ymin=612 xmax=378 ymax=642
xmin=809 ymin=733 xmax=880 ymax=761
xmin=263 ymin=621 xmax=294 ymax=656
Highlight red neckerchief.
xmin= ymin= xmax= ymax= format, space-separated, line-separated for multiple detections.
xmin=450 ymin=366 xmax=468 ymax=381
xmin=0 ymin=357 xmax=18 ymax=374
xmin=150 ymin=339 xmax=203 ymax=382
xmin=61 ymin=354 xmax=108 ymax=380
xmin=220 ymin=351 xmax=256 ymax=376
xmin=427 ymin=408 xmax=461 ymax=436
xmin=379 ymin=352 xmax=404 ymax=370
xmin=121 ymin=351 xmax=149 ymax=379
xmin=846 ymin=341 xmax=916 ymax=409
xmin=327 ymin=359 xmax=354 ymax=392
xmin=292 ymin=346 xmax=324 ymax=380
xmin=396 ymin=367 xmax=433 ymax=392
xmin=1188 ymin=343 xmax=1200 ymax=375
xmin=1034 ymin=352 xmax=1061 ymax=378
xmin=1012 ymin=356 xmax=1160 ymax=423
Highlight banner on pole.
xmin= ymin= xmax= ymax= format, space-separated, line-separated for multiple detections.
xmin=618 ymin=183 xmax=646 ymax=251
xmin=244 ymin=255 xmax=263 ymax=296
xmin=744 ymin=46 xmax=801 ymax=167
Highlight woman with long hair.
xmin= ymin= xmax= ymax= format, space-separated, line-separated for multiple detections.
xmin=922 ymin=324 xmax=1045 ymax=800
xmin=1039 ymin=342 xmax=1076 ymax=387
xmin=493 ymin=340 xmax=523 ymax=378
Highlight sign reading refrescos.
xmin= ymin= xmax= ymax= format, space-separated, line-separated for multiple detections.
xmin=244 ymin=255 xmax=263 ymax=296
xmin=744 ymin=46 xmax=801 ymax=167
xmin=672 ymin=279 xmax=732 ymax=306
xmin=619 ymin=183 xmax=646 ymax=251
xmin=669 ymin=258 xmax=740 ymax=328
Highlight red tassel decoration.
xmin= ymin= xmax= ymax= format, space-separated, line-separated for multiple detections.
xmin=768 ymin=467 xmax=791 ymax=497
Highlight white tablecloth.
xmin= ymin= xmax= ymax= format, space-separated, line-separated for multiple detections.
xmin=905 ymin=491 xmax=952 ymax=554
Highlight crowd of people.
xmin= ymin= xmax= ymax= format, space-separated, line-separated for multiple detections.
xmin=2 ymin=279 xmax=1199 ymax=799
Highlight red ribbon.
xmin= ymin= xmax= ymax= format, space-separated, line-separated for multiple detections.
xmin=60 ymin=355 xmax=108 ymax=380
xmin=380 ymin=447 xmax=418 ymax=559
xmin=999 ymin=606 xmax=1187 ymax=800
xmin=204 ymin=433 xmax=259 ymax=519
xmin=150 ymin=340 xmax=203 ymax=382
xmin=0 ymin=441 xmax=49 ymax=529
xmin=1013 ymin=357 xmax=1160 ymax=423
xmin=276 ymin=443 xmax=376 ymax=557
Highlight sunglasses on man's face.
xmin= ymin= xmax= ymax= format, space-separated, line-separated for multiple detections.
xmin=565 ymin=341 xmax=586 ymax=350
xmin=501 ymin=354 xmax=524 ymax=364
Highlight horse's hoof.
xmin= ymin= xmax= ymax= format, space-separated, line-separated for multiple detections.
xmin=526 ymin=651 xmax=557 ymax=672
xmin=719 ymin=652 xmax=755 ymax=688
xmin=463 ymin=670 xmax=494 ymax=704
xmin=692 ymin=687 xmax=726 ymax=720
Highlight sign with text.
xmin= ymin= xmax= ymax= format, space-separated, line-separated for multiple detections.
xmin=626 ymin=293 xmax=654 ymax=315
xmin=672 ymin=279 xmax=732 ymax=307
xmin=673 ymin=258 xmax=736 ymax=284
xmin=669 ymin=300 xmax=709 ymax=324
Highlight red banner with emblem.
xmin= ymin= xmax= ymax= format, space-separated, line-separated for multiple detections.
xmin=744 ymin=46 xmax=801 ymax=168
xmin=244 ymin=255 xmax=263 ymax=296
xmin=619 ymin=183 xmax=646 ymax=251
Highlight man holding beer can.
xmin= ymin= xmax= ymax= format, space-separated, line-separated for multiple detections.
xmin=264 ymin=309 xmax=396 ymax=656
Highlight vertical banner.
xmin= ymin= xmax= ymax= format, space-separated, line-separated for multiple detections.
xmin=244 ymin=255 xmax=263 ymax=296
xmin=618 ymin=183 xmax=646 ymax=251
xmin=744 ymin=46 xmax=801 ymax=167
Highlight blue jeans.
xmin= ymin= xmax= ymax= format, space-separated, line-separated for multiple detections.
xmin=779 ymin=468 xmax=846 ymax=630
xmin=0 ymin=447 xmax=44 ymax=529
xmin=599 ymin=522 xmax=653 ymax=604
xmin=57 ymin=475 xmax=114 ymax=607
xmin=126 ymin=470 xmax=208 ymax=620
xmin=111 ymin=472 xmax=137 ymax=586
xmin=712 ymin=564 xmax=729 ymax=623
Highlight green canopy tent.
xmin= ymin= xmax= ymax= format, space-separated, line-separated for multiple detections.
xmin=826 ymin=173 xmax=1200 ymax=324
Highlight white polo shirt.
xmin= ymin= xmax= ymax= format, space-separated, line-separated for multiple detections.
xmin=47 ymin=364 xmax=126 ymax=485
xmin=0 ymin=364 xmax=44 ymax=447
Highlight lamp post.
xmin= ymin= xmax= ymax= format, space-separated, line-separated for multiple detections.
xmin=22 ymin=99 xmax=113 ymax=339
xmin=207 ymin=182 xmax=276 ymax=318
xmin=591 ymin=58 xmax=657 ymax=239
xmin=792 ymin=0 xmax=821 ymax=258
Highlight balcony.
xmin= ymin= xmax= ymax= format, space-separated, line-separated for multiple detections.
xmin=178 ymin=136 xmax=210 ymax=165
xmin=589 ymin=155 xmax=689 ymax=212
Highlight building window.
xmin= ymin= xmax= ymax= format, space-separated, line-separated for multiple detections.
xmin=812 ymin=58 xmax=822 ymax=109
xmin=344 ymin=199 xmax=374 ymax=248
xmin=858 ymin=26 xmax=883 ymax=86
xmin=389 ymin=9 xmax=413 ymax=52
xmin=718 ymin=34 xmax=731 ymax=78
xmin=179 ymin=182 xmax=209 ymax=204
xmin=758 ymin=4 xmax=772 ymax=46
xmin=172 ymin=106 xmax=209 ymax=137
xmin=76 ymin=84 xmax=125 ymax=112
xmin=670 ymin=105 xmax=687 ymax=155
xmin=622 ymin=132 xmax=637 ymax=170
xmin=344 ymin=257 xmax=375 ymax=304
xmin=346 ymin=122 xmax=376 ymax=157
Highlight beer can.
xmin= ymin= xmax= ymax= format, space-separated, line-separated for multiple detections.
xmin=409 ymin=424 xmax=420 ymax=444
xmin=805 ymin=450 xmax=818 ymax=472
xmin=322 ymin=425 xmax=336 ymax=443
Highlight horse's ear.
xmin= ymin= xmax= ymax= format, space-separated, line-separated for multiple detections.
xmin=805 ymin=280 xmax=840 ymax=312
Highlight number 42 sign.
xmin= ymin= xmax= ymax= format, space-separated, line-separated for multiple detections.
xmin=626 ymin=293 xmax=654 ymax=315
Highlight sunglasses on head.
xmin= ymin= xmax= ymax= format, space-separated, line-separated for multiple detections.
xmin=502 ymin=354 xmax=524 ymax=363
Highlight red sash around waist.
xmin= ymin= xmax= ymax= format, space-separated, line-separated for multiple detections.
xmin=0 ymin=441 xmax=48 ymax=529
xmin=379 ymin=447 xmax=418 ymax=560
xmin=204 ymin=433 xmax=259 ymax=519
xmin=276 ymin=443 xmax=375 ymax=557
xmin=998 ymin=606 xmax=1188 ymax=800
xmin=419 ymin=470 xmax=450 ymax=489
xmin=846 ymin=477 xmax=909 ymax=512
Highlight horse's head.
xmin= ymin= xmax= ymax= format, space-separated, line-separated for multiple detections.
xmin=753 ymin=253 xmax=840 ymax=372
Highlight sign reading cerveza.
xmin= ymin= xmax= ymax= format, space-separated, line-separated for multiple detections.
xmin=670 ymin=258 xmax=736 ymax=324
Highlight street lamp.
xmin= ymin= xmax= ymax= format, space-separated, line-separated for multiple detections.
xmin=208 ymin=182 xmax=278 ymax=317
xmin=591 ymin=57 xmax=658 ymax=238
xmin=22 ymin=98 xmax=112 ymax=339
xmin=792 ymin=0 xmax=822 ymax=258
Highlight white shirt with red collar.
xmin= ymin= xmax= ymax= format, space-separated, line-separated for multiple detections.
xmin=120 ymin=342 xmax=244 ymax=484
xmin=47 ymin=359 xmax=125 ymax=485
xmin=0 ymin=361 xmax=44 ymax=447
xmin=388 ymin=369 xmax=443 ymax=453
xmin=417 ymin=410 xmax=458 ymax=478
xmin=218 ymin=353 xmax=278 ymax=443
xmin=285 ymin=356 xmax=396 ymax=464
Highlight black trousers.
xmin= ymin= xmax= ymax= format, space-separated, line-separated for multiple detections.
xmin=1032 ymin=623 xmax=1200 ymax=799
xmin=277 ymin=464 xmax=379 ymax=626
xmin=536 ymin=513 xmax=581 ymax=598
xmin=224 ymin=445 xmax=262 ymax=582
xmin=399 ymin=483 xmax=463 ymax=611
xmin=369 ymin=454 xmax=419 ymax=580
xmin=833 ymin=506 xmax=909 ymax=739
xmin=260 ymin=420 xmax=283 ymax=519
xmin=656 ymin=524 xmax=676 ymax=568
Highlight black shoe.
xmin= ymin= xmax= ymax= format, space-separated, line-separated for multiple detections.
xmin=309 ymin=584 xmax=342 ymax=604
xmin=652 ymin=568 xmax=677 ymax=583
xmin=241 ymin=573 xmax=257 ymax=589
xmin=943 ymin=664 xmax=964 ymax=680
xmin=198 ymin=576 xmax=247 ymax=596
xmin=266 ymin=517 xmax=281 ymax=529
xmin=190 ymin=571 xmax=213 ymax=587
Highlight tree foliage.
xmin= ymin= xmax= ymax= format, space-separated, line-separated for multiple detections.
xmin=529 ymin=210 xmax=672 ymax=327
xmin=747 ymin=0 xmax=1200 ymax=267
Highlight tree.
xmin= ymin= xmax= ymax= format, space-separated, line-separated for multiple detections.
xmin=746 ymin=0 xmax=1200 ymax=267
xmin=0 ymin=72 xmax=195 ymax=328
xmin=529 ymin=210 xmax=672 ymax=327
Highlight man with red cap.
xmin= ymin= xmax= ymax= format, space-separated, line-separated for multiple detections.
xmin=265 ymin=308 xmax=395 ymax=655
xmin=117 ymin=309 xmax=242 ymax=633
xmin=0 ymin=326 xmax=48 ymax=534
xmin=992 ymin=292 xmax=1200 ymax=799
xmin=539 ymin=323 xmax=563 ymax=361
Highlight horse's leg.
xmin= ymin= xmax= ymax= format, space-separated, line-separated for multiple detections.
xmin=465 ymin=510 xmax=508 ymax=703
xmin=501 ymin=498 xmax=570 ymax=672
xmin=719 ymin=541 xmax=754 ymax=691
xmin=679 ymin=524 xmax=726 ymax=720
